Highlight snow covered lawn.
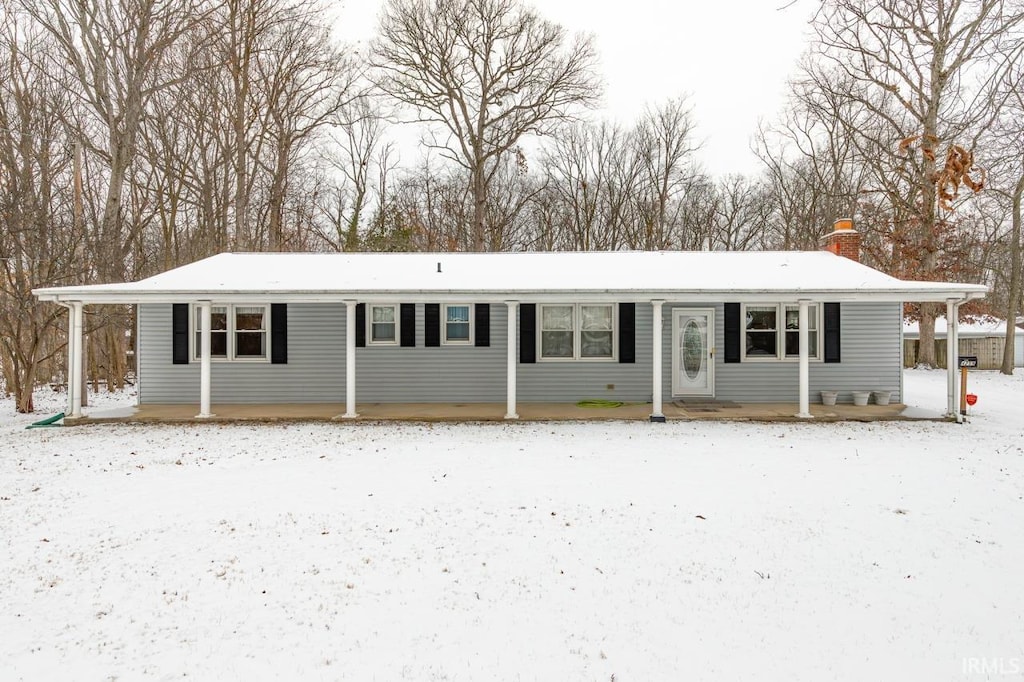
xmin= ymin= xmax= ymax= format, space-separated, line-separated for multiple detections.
xmin=2 ymin=370 xmax=1022 ymax=681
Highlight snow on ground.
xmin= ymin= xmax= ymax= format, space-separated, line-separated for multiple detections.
xmin=1 ymin=370 xmax=1022 ymax=681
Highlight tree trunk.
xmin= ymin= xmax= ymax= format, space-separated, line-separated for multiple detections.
xmin=913 ymin=79 xmax=943 ymax=368
xmin=268 ymin=143 xmax=289 ymax=251
xmin=1002 ymin=173 xmax=1023 ymax=374
xmin=10 ymin=324 xmax=43 ymax=413
xmin=471 ymin=161 xmax=486 ymax=251
xmin=105 ymin=324 xmax=124 ymax=392
xmin=98 ymin=144 xmax=130 ymax=282
xmin=15 ymin=360 xmax=36 ymax=413
xmin=230 ymin=0 xmax=253 ymax=251
xmin=234 ymin=117 xmax=248 ymax=249
xmin=917 ymin=305 xmax=939 ymax=367
xmin=344 ymin=183 xmax=366 ymax=251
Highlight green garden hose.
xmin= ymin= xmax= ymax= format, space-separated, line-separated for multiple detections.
xmin=25 ymin=413 xmax=65 ymax=429
xmin=575 ymin=399 xmax=624 ymax=408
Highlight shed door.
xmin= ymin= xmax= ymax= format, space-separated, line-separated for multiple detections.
xmin=672 ymin=309 xmax=714 ymax=397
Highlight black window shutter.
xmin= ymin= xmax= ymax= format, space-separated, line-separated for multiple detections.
xmin=400 ymin=303 xmax=416 ymax=347
xmin=270 ymin=304 xmax=288 ymax=363
xmin=618 ymin=302 xmax=635 ymax=363
xmin=824 ymin=302 xmax=841 ymax=363
xmin=355 ymin=303 xmax=366 ymax=347
xmin=519 ymin=303 xmax=536 ymax=363
xmin=172 ymin=303 xmax=189 ymax=365
xmin=724 ymin=303 xmax=741 ymax=363
xmin=475 ymin=303 xmax=490 ymax=347
xmin=425 ymin=304 xmax=440 ymax=347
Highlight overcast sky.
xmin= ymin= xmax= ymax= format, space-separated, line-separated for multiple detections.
xmin=332 ymin=0 xmax=818 ymax=177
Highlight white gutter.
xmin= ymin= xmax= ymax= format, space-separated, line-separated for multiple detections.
xmin=33 ymin=288 xmax=989 ymax=306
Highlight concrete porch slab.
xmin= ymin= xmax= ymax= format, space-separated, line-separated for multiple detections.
xmin=63 ymin=400 xmax=945 ymax=424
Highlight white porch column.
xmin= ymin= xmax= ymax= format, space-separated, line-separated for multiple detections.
xmin=946 ymin=298 xmax=959 ymax=420
xmin=343 ymin=300 xmax=358 ymax=418
xmin=63 ymin=305 xmax=75 ymax=416
xmin=70 ymin=302 xmax=84 ymax=418
xmin=796 ymin=299 xmax=812 ymax=418
xmin=505 ymin=300 xmax=519 ymax=419
xmin=651 ymin=300 xmax=665 ymax=422
xmin=197 ymin=301 xmax=213 ymax=418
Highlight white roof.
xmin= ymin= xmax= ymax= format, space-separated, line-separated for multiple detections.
xmin=903 ymin=316 xmax=1020 ymax=338
xmin=34 ymin=251 xmax=988 ymax=304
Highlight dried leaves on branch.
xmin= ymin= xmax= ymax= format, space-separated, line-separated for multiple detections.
xmin=900 ymin=135 xmax=987 ymax=211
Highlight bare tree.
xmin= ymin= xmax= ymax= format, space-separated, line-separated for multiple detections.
xmin=256 ymin=5 xmax=359 ymax=251
xmin=129 ymin=0 xmax=357 ymax=259
xmin=482 ymin=149 xmax=543 ymax=251
xmin=1003 ymin=169 xmax=1023 ymax=373
xmin=221 ymin=0 xmax=272 ymax=251
xmin=25 ymin=0 xmax=208 ymax=280
xmin=632 ymin=96 xmax=699 ymax=250
xmin=709 ymin=175 xmax=775 ymax=251
xmin=808 ymin=0 xmax=1024 ymax=366
xmin=318 ymin=97 xmax=392 ymax=251
xmin=373 ymin=0 xmax=600 ymax=251
xmin=1 ymin=0 xmax=377 ymax=407
xmin=24 ymin=0 xmax=209 ymax=393
xmin=0 ymin=11 xmax=79 ymax=411
xmin=135 ymin=51 xmax=213 ymax=270
xmin=755 ymin=68 xmax=867 ymax=251
xmin=539 ymin=121 xmax=640 ymax=251
xmin=986 ymin=58 xmax=1024 ymax=374
xmin=674 ymin=174 xmax=719 ymax=250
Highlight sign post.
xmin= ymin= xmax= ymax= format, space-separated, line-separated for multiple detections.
xmin=958 ymin=356 xmax=978 ymax=415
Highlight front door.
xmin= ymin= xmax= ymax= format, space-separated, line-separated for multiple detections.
xmin=672 ymin=309 xmax=715 ymax=397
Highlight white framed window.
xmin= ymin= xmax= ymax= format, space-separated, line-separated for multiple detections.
xmin=742 ymin=303 xmax=820 ymax=361
xmin=580 ymin=304 xmax=614 ymax=358
xmin=234 ymin=306 xmax=267 ymax=359
xmin=784 ymin=304 xmax=818 ymax=359
xmin=539 ymin=303 xmax=616 ymax=361
xmin=192 ymin=304 xmax=269 ymax=362
xmin=744 ymin=305 xmax=778 ymax=358
xmin=193 ymin=305 xmax=228 ymax=359
xmin=369 ymin=304 xmax=399 ymax=345
xmin=443 ymin=304 xmax=473 ymax=344
xmin=541 ymin=305 xmax=574 ymax=358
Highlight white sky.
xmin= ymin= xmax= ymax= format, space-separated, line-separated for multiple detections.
xmin=331 ymin=0 xmax=818 ymax=177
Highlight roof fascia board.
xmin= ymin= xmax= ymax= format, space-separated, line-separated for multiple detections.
xmin=35 ymin=288 xmax=988 ymax=305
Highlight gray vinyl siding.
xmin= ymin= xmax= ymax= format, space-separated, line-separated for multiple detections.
xmin=660 ymin=302 xmax=902 ymax=403
xmin=137 ymin=302 xmax=509 ymax=404
xmin=138 ymin=303 xmax=346 ymax=404
xmin=357 ymin=304 xmax=506 ymax=402
xmin=518 ymin=304 xmax=654 ymax=402
xmin=138 ymin=300 xmax=902 ymax=405
xmin=138 ymin=302 xmax=654 ymax=404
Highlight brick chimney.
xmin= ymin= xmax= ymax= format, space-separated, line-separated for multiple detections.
xmin=821 ymin=218 xmax=861 ymax=262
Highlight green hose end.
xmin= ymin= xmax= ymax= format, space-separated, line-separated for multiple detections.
xmin=26 ymin=412 xmax=66 ymax=429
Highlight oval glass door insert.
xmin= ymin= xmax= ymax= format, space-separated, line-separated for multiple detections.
xmin=682 ymin=320 xmax=704 ymax=380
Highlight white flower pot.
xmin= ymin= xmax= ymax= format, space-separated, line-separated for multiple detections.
xmin=873 ymin=391 xmax=891 ymax=406
xmin=820 ymin=391 xmax=838 ymax=406
xmin=852 ymin=391 xmax=871 ymax=406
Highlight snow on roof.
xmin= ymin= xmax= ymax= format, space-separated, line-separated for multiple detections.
xmin=903 ymin=316 xmax=1020 ymax=337
xmin=34 ymin=251 xmax=989 ymax=303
